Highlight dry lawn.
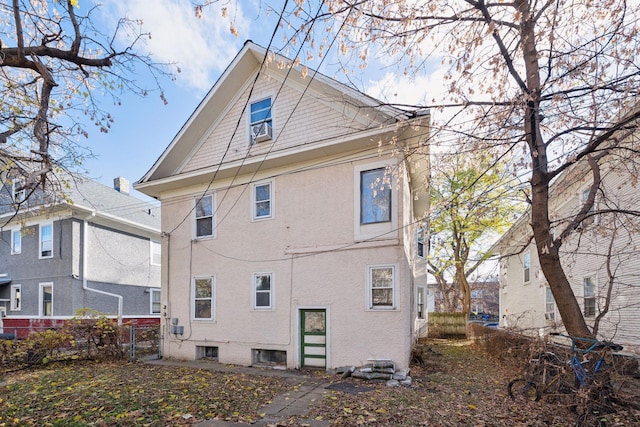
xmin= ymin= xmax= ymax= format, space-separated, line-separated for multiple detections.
xmin=1 ymin=338 xmax=639 ymax=426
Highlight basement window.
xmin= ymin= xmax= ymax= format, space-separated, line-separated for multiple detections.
xmin=197 ymin=346 xmax=219 ymax=360
xmin=252 ymin=349 xmax=286 ymax=367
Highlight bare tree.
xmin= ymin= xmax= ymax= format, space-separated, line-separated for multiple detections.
xmin=276 ymin=0 xmax=640 ymax=340
xmin=1 ymin=0 xmax=172 ymax=211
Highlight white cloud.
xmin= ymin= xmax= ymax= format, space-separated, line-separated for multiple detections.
xmin=365 ymin=66 xmax=450 ymax=112
xmin=102 ymin=0 xmax=249 ymax=91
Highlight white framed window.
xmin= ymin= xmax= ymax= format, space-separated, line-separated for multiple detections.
xmin=11 ymin=177 xmax=26 ymax=204
xmin=11 ymin=228 xmax=21 ymax=255
xmin=150 ymin=289 xmax=161 ymax=314
xmin=545 ymin=287 xmax=556 ymax=321
xmin=253 ymin=273 xmax=273 ymax=309
xmin=40 ymin=223 xmax=53 ymax=258
xmin=193 ymin=276 xmax=215 ymax=320
xmin=252 ymin=181 xmax=273 ymax=220
xmin=523 ymin=251 xmax=531 ymax=283
xmin=417 ymin=286 xmax=426 ymax=319
xmin=580 ymin=188 xmax=596 ymax=227
xmin=354 ymin=161 xmax=398 ymax=241
xmin=150 ymin=240 xmax=161 ymax=266
xmin=40 ymin=282 xmax=53 ymax=317
xmin=416 ymin=227 xmax=425 ymax=259
xmin=195 ymin=194 xmax=215 ymax=238
xmin=368 ymin=265 xmax=396 ymax=309
xmin=360 ymin=168 xmax=392 ymax=224
xmin=249 ymin=97 xmax=273 ymax=143
xmin=583 ymin=275 xmax=596 ymax=318
xmin=10 ymin=284 xmax=21 ymax=311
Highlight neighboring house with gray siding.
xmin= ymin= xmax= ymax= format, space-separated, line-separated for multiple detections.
xmin=493 ymin=121 xmax=640 ymax=354
xmin=0 ymin=174 xmax=161 ymax=337
xmin=135 ymin=41 xmax=430 ymax=370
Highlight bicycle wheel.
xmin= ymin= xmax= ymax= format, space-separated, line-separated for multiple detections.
xmin=508 ymin=378 xmax=541 ymax=402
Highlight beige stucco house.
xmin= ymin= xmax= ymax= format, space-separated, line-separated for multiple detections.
xmin=493 ymin=121 xmax=640 ymax=354
xmin=135 ymin=41 xmax=430 ymax=370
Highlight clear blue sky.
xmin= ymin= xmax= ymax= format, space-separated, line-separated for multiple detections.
xmin=81 ymin=0 xmax=437 ymax=201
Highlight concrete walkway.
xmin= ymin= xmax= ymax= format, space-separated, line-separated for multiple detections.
xmin=144 ymin=358 xmax=331 ymax=426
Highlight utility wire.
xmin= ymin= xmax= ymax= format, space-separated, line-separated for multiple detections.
xmin=166 ymin=0 xmax=292 ymax=235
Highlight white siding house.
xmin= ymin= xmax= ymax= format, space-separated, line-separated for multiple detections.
xmin=135 ymin=42 xmax=430 ymax=370
xmin=494 ymin=124 xmax=640 ymax=353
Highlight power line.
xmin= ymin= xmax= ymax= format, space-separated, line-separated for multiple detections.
xmin=167 ymin=0 xmax=292 ymax=235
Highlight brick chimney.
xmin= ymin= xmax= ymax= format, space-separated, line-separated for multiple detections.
xmin=113 ymin=177 xmax=130 ymax=195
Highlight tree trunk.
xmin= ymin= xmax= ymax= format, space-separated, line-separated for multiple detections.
xmin=519 ymin=0 xmax=593 ymax=339
xmin=457 ymin=267 xmax=471 ymax=316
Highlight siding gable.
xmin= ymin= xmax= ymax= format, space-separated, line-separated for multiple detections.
xmin=180 ymin=71 xmax=393 ymax=175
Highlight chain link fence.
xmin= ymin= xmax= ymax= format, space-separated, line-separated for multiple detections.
xmin=126 ymin=324 xmax=160 ymax=362
xmin=0 ymin=320 xmax=160 ymax=373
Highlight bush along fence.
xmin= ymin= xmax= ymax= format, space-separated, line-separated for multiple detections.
xmin=427 ymin=312 xmax=467 ymax=338
xmin=0 ymin=310 xmax=160 ymax=373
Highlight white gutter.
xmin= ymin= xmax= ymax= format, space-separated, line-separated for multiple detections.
xmin=82 ymin=218 xmax=123 ymax=325
xmin=73 ymin=204 xmax=159 ymax=235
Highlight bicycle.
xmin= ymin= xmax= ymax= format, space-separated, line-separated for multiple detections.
xmin=508 ymin=333 xmax=623 ymax=425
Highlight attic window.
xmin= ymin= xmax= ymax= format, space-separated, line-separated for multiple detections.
xmin=250 ymin=98 xmax=273 ymax=143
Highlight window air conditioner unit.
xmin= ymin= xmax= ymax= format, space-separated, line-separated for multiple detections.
xmin=251 ymin=121 xmax=272 ymax=143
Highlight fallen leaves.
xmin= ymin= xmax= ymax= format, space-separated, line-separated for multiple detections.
xmin=0 ymin=361 xmax=293 ymax=426
xmin=307 ymin=339 xmax=640 ymax=426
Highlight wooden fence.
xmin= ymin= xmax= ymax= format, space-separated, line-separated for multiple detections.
xmin=428 ymin=312 xmax=467 ymax=338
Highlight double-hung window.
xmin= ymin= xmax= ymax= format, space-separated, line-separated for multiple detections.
xmin=193 ymin=277 xmax=214 ymax=320
xmin=417 ymin=286 xmax=426 ymax=319
xmin=253 ymin=273 xmax=273 ymax=309
xmin=11 ymin=228 xmax=21 ymax=254
xmin=583 ymin=275 xmax=596 ymax=317
xmin=40 ymin=223 xmax=53 ymax=258
xmin=195 ymin=194 xmax=215 ymax=238
xmin=10 ymin=284 xmax=21 ymax=311
xmin=150 ymin=240 xmax=161 ymax=266
xmin=360 ymin=168 xmax=391 ymax=224
xmin=545 ymin=287 xmax=556 ymax=321
xmin=11 ymin=178 xmax=26 ymax=204
xmin=416 ymin=227 xmax=425 ymax=259
xmin=252 ymin=181 xmax=273 ymax=220
xmin=580 ymin=188 xmax=596 ymax=227
xmin=369 ymin=265 xmax=395 ymax=309
xmin=523 ymin=251 xmax=531 ymax=283
xmin=150 ymin=289 xmax=161 ymax=314
xmin=249 ymin=97 xmax=273 ymax=143
xmin=40 ymin=283 xmax=53 ymax=316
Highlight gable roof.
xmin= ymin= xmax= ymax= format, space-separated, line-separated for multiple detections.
xmin=1 ymin=174 xmax=160 ymax=236
xmin=135 ymin=41 xmax=429 ymax=199
xmin=64 ymin=178 xmax=160 ymax=232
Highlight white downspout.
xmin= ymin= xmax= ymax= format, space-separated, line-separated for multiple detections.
xmin=82 ymin=219 xmax=123 ymax=325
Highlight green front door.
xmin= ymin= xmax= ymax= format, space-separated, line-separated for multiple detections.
xmin=300 ymin=309 xmax=326 ymax=368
